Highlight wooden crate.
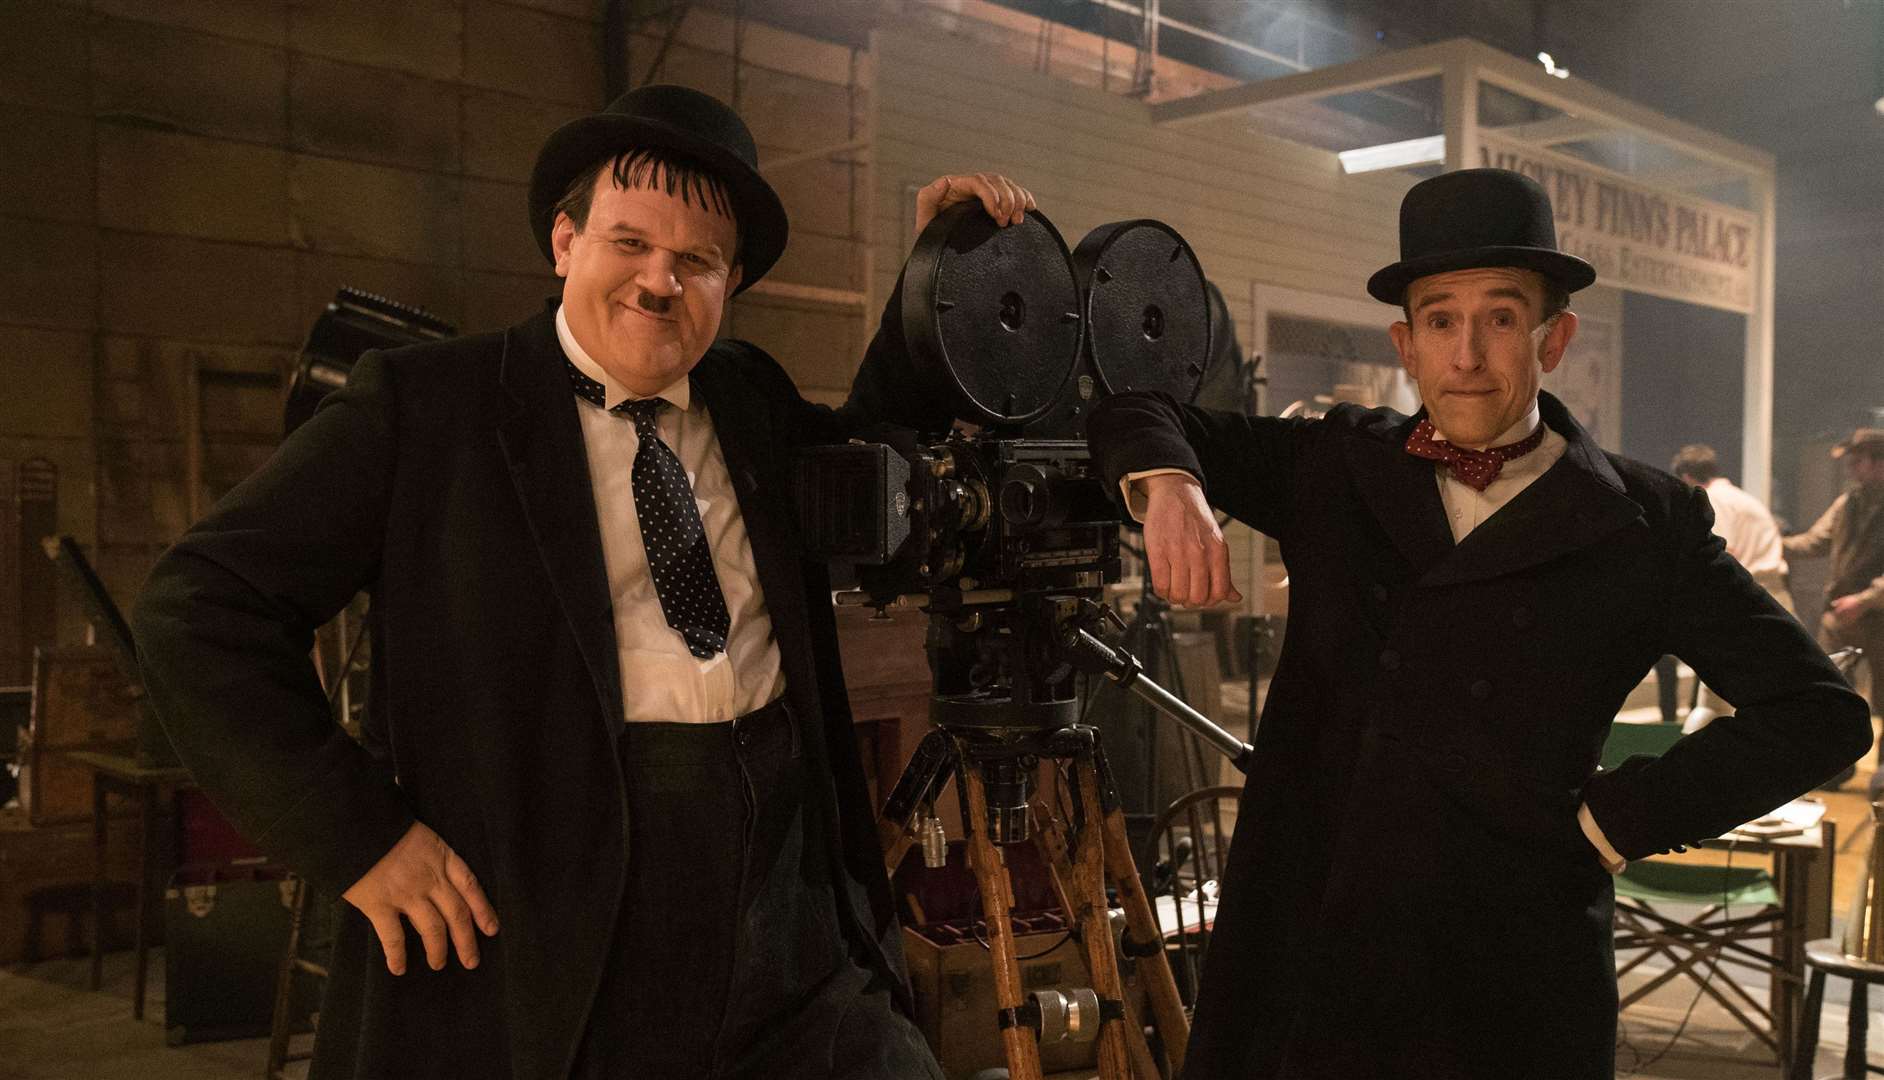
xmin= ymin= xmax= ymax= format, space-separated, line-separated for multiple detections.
xmin=22 ymin=647 xmax=142 ymax=825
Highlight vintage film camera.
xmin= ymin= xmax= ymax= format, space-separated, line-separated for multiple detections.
xmin=795 ymin=205 xmax=1252 ymax=1078
xmin=796 ymin=204 xmax=1224 ymax=753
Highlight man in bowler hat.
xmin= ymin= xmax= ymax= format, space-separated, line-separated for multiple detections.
xmin=133 ymin=84 xmax=1034 ymax=1078
xmin=1086 ymin=168 xmax=1870 ymax=1078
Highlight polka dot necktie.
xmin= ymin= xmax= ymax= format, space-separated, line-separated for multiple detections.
xmin=564 ymin=358 xmax=730 ymax=659
xmin=1403 ymin=418 xmax=1546 ymax=492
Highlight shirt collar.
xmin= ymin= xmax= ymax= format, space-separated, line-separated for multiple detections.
xmin=554 ymin=304 xmax=691 ymax=412
xmin=1431 ymin=400 xmax=1541 ymax=450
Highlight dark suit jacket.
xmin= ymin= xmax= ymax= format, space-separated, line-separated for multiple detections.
xmin=1087 ymin=390 xmax=1871 ymax=1080
xmin=132 ymin=301 xmax=950 ymax=1080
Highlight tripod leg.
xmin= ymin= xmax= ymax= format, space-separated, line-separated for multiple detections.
xmin=1096 ymin=768 xmax=1191 ymax=1075
xmin=962 ymin=768 xmax=1045 ymax=1080
xmin=1031 ymin=775 xmax=1165 ymax=1080
xmin=1067 ymin=757 xmax=1137 ymax=1080
xmin=877 ymin=729 xmax=955 ymax=879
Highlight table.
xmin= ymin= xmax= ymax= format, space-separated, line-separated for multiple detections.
xmin=61 ymin=749 xmax=193 ymax=1021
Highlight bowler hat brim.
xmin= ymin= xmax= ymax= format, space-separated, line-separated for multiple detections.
xmin=1367 ymin=245 xmax=1596 ymax=306
xmin=528 ymin=113 xmax=788 ymax=294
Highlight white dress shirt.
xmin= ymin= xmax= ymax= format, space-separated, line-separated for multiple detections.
xmin=1701 ymin=477 xmax=1789 ymax=601
xmin=557 ymin=305 xmax=785 ymax=723
xmin=1122 ymin=401 xmax=1629 ymax=872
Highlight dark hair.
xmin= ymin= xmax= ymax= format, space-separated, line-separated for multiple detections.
xmin=1852 ymin=440 xmax=1884 ymax=464
xmin=1399 ymin=275 xmax=1571 ymax=326
xmin=552 ymin=148 xmax=740 ymax=258
xmin=1670 ymin=444 xmax=1721 ymax=483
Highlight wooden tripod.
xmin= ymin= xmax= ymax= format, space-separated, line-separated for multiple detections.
xmin=880 ymin=724 xmax=1191 ymax=1080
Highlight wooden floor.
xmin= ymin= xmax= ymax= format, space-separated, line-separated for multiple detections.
xmin=5 ymin=707 xmax=1883 ymax=1079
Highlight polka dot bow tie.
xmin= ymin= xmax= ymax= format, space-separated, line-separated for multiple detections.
xmin=565 ymin=360 xmax=730 ymax=659
xmin=1403 ymin=418 xmax=1546 ymax=492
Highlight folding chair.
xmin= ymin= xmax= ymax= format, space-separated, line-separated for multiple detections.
xmin=1603 ymin=720 xmax=1790 ymax=1057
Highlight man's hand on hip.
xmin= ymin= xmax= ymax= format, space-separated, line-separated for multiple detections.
xmin=1139 ymin=473 xmax=1242 ymax=608
xmin=342 ymin=820 xmax=499 ymax=975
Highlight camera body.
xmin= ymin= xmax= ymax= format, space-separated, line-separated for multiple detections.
xmin=795 ymin=205 xmax=1210 ymax=734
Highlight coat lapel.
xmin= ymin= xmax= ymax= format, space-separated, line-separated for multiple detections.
xmin=495 ymin=308 xmax=624 ymax=724
xmin=1416 ymin=392 xmax=1643 ymax=589
xmin=1343 ymin=408 xmax=1457 ymax=578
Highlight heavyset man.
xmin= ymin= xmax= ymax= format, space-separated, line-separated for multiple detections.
xmin=134 ymin=85 xmax=1033 ymax=1079
xmin=1088 ymin=168 xmax=1870 ymax=1079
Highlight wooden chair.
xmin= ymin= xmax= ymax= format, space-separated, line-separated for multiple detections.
xmin=1140 ymin=784 xmax=1241 ymax=1010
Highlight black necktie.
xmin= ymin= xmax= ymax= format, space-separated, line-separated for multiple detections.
xmin=564 ymin=358 xmax=730 ymax=659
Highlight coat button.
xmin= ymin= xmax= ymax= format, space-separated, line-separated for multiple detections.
xmin=1469 ymin=679 xmax=1492 ymax=700
xmin=1511 ymin=606 xmax=1534 ymax=629
xmin=1372 ymin=583 xmax=1390 ymax=603
xmin=1378 ymin=649 xmax=1401 ymax=672
xmin=735 ymin=727 xmax=753 ymax=748
xmin=1444 ymin=753 xmax=1466 ymax=773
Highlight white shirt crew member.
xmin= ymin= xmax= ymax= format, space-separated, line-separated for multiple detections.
xmin=557 ymin=305 xmax=786 ymax=724
xmin=1701 ymin=476 xmax=1791 ymax=608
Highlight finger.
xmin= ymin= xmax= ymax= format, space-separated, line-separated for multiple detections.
xmin=446 ymin=853 xmax=500 ymax=936
xmin=432 ymin=879 xmax=482 ymax=970
xmin=1143 ymin=519 xmax=1172 ymax=601
xmin=407 ymin=900 xmax=450 ymax=972
xmin=1184 ymin=539 xmax=1210 ymax=607
xmin=365 ymin=909 xmax=408 ymax=976
xmin=999 ymin=177 xmax=1028 ymax=224
xmin=1210 ymin=533 xmax=1242 ymax=605
xmin=973 ymin=173 xmax=1006 ymax=221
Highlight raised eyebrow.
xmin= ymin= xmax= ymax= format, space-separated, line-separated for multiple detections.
xmin=1412 ymin=291 xmax=1454 ymax=314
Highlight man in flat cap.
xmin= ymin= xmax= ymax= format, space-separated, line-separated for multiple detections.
xmin=134 ymin=84 xmax=1034 ymax=1079
xmin=1787 ymin=427 xmax=1884 ymax=722
xmin=1086 ymin=168 xmax=1870 ymax=1079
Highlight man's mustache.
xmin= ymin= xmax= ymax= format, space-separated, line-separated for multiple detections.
xmin=636 ymin=291 xmax=673 ymax=316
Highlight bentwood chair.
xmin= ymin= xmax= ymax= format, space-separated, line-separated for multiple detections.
xmin=1141 ymin=784 xmax=1241 ymax=1010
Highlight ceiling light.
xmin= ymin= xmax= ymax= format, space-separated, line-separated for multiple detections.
xmin=1338 ymin=134 xmax=1445 ymax=174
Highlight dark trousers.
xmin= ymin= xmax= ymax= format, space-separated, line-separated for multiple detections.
xmin=571 ymin=700 xmax=939 ymax=1080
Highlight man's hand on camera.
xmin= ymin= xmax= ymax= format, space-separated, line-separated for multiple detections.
xmin=1139 ymin=473 xmax=1242 ymax=608
xmin=914 ymin=173 xmax=1036 ymax=237
xmin=342 ymin=820 xmax=499 ymax=976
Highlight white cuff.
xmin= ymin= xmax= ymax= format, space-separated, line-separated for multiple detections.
xmin=1578 ymin=803 xmax=1627 ymax=874
xmin=1120 ymin=468 xmax=1197 ymax=522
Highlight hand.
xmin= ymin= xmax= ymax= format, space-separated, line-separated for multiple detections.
xmin=1830 ymin=594 xmax=1866 ymax=627
xmin=1139 ymin=473 xmax=1242 ymax=607
xmin=342 ymin=820 xmax=499 ymax=975
xmin=914 ymin=173 xmax=1036 ymax=237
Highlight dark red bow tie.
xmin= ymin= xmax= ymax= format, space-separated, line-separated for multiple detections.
xmin=1404 ymin=418 xmax=1546 ymax=492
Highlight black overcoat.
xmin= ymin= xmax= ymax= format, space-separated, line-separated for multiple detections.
xmin=132 ymin=303 xmax=950 ymax=1079
xmin=1087 ymin=391 xmax=1871 ymax=1080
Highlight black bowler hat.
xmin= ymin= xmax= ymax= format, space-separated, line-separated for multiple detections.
xmin=527 ymin=84 xmax=788 ymax=293
xmin=1366 ymin=168 xmax=1595 ymax=305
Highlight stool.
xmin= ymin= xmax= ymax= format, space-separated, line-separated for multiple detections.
xmin=1791 ymin=938 xmax=1884 ymax=1079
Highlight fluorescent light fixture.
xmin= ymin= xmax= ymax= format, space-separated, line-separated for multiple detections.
xmin=1537 ymin=51 xmax=1570 ymax=79
xmin=1338 ymin=134 xmax=1445 ymax=174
